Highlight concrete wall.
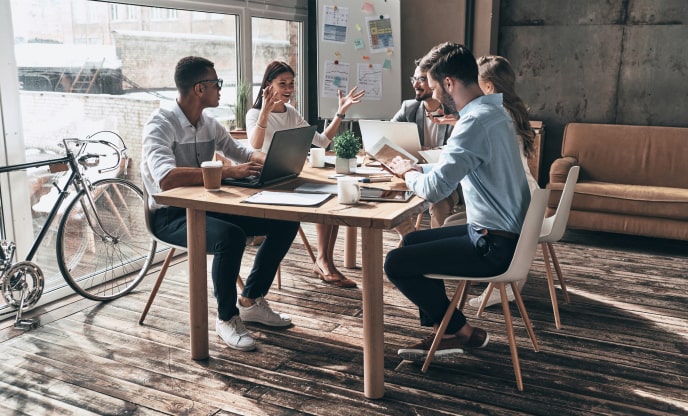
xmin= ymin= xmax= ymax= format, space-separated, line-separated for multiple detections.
xmin=399 ymin=1 xmax=466 ymax=99
xmin=499 ymin=0 xmax=688 ymax=185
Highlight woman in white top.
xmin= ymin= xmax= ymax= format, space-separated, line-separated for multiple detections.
xmin=247 ymin=61 xmax=365 ymax=288
xmin=469 ymin=55 xmax=539 ymax=308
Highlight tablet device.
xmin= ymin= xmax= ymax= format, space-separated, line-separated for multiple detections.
xmin=360 ymin=188 xmax=414 ymax=202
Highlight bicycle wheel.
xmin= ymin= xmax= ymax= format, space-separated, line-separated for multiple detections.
xmin=57 ymin=178 xmax=156 ymax=301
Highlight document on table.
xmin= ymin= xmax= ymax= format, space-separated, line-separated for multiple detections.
xmin=294 ymin=183 xmax=339 ymax=194
xmin=243 ymin=191 xmax=332 ymax=206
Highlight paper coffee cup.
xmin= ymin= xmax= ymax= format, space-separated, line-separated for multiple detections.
xmin=201 ymin=160 xmax=223 ymax=191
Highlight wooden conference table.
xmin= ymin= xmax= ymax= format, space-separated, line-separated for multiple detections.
xmin=153 ymin=164 xmax=427 ymax=399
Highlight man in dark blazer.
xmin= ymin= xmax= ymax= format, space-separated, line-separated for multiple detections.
xmin=391 ymin=60 xmax=460 ymax=230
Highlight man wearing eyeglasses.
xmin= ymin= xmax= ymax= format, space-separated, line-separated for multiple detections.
xmin=141 ymin=56 xmax=299 ymax=352
xmin=391 ymin=60 xmax=460 ymax=231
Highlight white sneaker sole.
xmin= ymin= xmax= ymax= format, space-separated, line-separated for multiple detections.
xmin=241 ymin=316 xmax=292 ymax=327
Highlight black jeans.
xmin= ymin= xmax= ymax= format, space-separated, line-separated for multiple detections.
xmin=153 ymin=207 xmax=299 ymax=320
xmin=384 ymin=224 xmax=517 ymax=334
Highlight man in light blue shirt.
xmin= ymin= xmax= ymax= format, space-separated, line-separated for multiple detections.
xmin=385 ymin=43 xmax=530 ymax=359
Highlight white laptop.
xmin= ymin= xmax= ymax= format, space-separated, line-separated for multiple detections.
xmin=358 ymin=120 xmax=423 ymax=160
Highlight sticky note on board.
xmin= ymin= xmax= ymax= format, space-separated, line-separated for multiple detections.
xmin=333 ymin=76 xmax=342 ymax=87
xmin=353 ymin=39 xmax=365 ymax=49
xmin=361 ymin=2 xmax=375 ymax=15
xmin=383 ymin=59 xmax=392 ymax=70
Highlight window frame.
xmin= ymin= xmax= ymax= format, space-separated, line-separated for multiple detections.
xmin=0 ymin=0 xmax=309 ymax=316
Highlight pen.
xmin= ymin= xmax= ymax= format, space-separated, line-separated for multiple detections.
xmin=359 ymin=177 xmax=392 ymax=183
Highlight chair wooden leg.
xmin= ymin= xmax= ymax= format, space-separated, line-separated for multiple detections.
xmin=298 ymin=226 xmax=317 ymax=265
xmin=139 ymin=248 xmax=175 ymax=325
xmin=547 ymin=242 xmax=569 ymax=303
xmin=476 ymin=283 xmax=495 ymax=317
xmin=457 ymin=281 xmax=471 ymax=311
xmin=414 ymin=212 xmax=424 ymax=230
xmin=541 ymin=243 xmax=562 ymax=329
xmin=499 ymin=283 xmax=524 ymax=391
xmin=510 ymin=281 xmax=539 ymax=352
xmin=277 ymin=265 xmax=282 ymax=289
xmin=421 ymin=281 xmax=468 ymax=373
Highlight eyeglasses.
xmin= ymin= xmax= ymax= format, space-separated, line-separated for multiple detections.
xmin=195 ymin=78 xmax=223 ymax=89
xmin=409 ymin=76 xmax=428 ymax=84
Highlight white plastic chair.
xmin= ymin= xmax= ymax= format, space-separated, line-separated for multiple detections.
xmin=421 ymin=188 xmax=550 ymax=391
xmin=476 ymin=166 xmax=579 ymax=329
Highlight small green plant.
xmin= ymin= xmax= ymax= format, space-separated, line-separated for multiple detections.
xmin=332 ymin=130 xmax=362 ymax=159
xmin=234 ymin=80 xmax=250 ymax=130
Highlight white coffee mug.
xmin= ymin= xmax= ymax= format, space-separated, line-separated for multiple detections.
xmin=310 ymin=147 xmax=326 ymax=168
xmin=337 ymin=176 xmax=360 ymax=205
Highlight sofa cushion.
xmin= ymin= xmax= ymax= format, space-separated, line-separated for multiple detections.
xmin=562 ymin=123 xmax=688 ymax=189
xmin=547 ymin=181 xmax=688 ymax=220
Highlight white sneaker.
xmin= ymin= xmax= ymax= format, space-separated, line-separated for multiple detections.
xmin=469 ymin=285 xmax=516 ymax=308
xmin=216 ymin=316 xmax=256 ymax=351
xmin=238 ymin=296 xmax=292 ymax=327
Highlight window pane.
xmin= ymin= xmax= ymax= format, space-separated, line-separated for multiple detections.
xmin=251 ymin=17 xmax=303 ymax=111
xmin=5 ymin=0 xmax=238 ymax=311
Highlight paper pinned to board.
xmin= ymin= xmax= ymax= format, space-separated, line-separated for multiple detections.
xmin=243 ymin=191 xmax=332 ymax=206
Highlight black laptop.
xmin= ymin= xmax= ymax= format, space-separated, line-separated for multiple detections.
xmin=222 ymin=125 xmax=317 ymax=188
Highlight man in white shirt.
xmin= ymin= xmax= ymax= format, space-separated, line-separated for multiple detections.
xmin=141 ymin=56 xmax=299 ymax=352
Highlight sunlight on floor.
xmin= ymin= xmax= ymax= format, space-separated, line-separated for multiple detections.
xmin=633 ymin=388 xmax=688 ymax=412
xmin=568 ymin=287 xmax=688 ymax=341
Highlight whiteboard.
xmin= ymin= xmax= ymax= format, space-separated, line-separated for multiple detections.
xmin=316 ymin=0 xmax=401 ymax=120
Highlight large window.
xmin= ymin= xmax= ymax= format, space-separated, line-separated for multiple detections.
xmin=0 ymin=0 xmax=307 ymax=317
xmin=251 ymin=17 xmax=304 ymax=110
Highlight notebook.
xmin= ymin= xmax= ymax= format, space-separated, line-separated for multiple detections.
xmin=222 ymin=125 xmax=317 ymax=188
xmin=358 ymin=120 xmax=423 ymax=160
xmin=294 ymin=182 xmax=414 ymax=202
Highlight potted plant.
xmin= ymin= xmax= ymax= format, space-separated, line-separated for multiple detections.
xmin=231 ymin=80 xmax=250 ymax=139
xmin=332 ymin=130 xmax=362 ymax=174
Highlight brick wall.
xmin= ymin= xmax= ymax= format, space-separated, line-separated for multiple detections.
xmin=20 ymin=91 xmax=160 ymax=185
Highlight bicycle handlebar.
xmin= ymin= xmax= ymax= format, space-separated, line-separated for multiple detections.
xmin=63 ymin=131 xmax=127 ymax=174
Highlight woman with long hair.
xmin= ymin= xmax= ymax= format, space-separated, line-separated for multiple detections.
xmin=246 ymin=60 xmax=364 ymax=288
xmin=469 ymin=55 xmax=539 ymax=308
xmin=476 ymin=55 xmax=538 ymax=191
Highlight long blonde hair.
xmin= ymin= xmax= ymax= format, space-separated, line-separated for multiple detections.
xmin=477 ymin=55 xmax=535 ymax=158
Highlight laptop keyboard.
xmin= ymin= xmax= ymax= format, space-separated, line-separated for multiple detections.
xmin=222 ymin=175 xmax=259 ymax=185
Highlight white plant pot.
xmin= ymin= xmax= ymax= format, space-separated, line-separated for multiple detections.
xmin=335 ymin=157 xmax=357 ymax=174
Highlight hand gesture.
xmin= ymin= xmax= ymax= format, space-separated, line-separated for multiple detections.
xmin=225 ymin=161 xmax=263 ymax=179
xmin=337 ymin=86 xmax=365 ymax=114
xmin=387 ymin=156 xmax=417 ymax=178
xmin=428 ymin=110 xmax=458 ymax=126
xmin=261 ymin=85 xmax=283 ymax=112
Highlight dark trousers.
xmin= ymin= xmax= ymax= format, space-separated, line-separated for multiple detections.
xmin=153 ymin=207 xmax=299 ymax=320
xmin=384 ymin=224 xmax=517 ymax=334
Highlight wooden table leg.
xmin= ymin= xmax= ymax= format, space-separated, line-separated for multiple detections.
xmin=187 ymin=208 xmax=209 ymax=360
xmin=344 ymin=226 xmax=357 ymax=268
xmin=360 ymin=227 xmax=384 ymax=399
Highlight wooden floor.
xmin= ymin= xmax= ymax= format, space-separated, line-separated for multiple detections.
xmin=1 ymin=219 xmax=687 ymax=415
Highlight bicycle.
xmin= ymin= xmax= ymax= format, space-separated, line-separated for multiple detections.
xmin=0 ymin=131 xmax=156 ymax=329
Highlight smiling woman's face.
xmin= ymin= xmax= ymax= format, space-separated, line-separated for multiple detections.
xmin=270 ymin=72 xmax=295 ymax=103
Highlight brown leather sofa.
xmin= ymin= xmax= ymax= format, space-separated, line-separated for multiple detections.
xmin=546 ymin=123 xmax=688 ymax=240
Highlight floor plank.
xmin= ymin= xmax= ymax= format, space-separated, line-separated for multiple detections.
xmin=1 ymin=220 xmax=687 ymax=415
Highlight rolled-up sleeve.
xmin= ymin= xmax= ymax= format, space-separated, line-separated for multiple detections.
xmin=405 ymin=115 xmax=487 ymax=203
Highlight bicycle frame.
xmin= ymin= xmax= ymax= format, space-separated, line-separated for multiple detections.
xmin=0 ymin=136 xmax=123 ymax=263
xmin=0 ymin=153 xmax=75 ymax=262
